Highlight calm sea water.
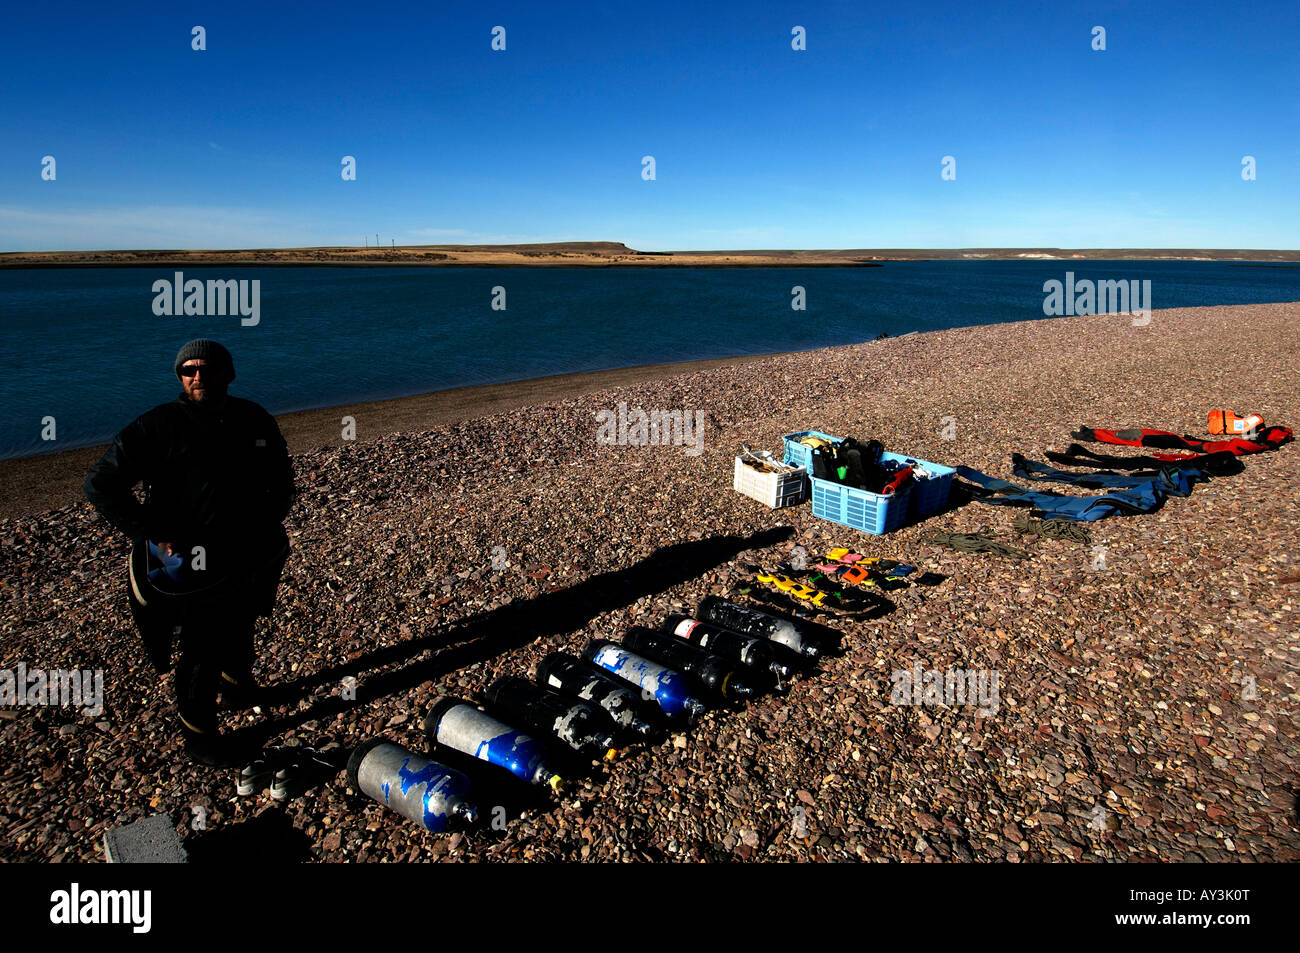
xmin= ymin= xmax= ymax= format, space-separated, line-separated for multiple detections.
xmin=1 ymin=261 xmax=1296 ymax=460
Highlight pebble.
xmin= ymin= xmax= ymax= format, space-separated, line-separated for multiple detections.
xmin=3 ymin=302 xmax=1298 ymax=864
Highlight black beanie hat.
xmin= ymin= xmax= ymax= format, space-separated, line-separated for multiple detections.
xmin=174 ymin=339 xmax=235 ymax=381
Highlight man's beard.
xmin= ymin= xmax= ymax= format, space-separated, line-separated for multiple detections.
xmin=187 ymin=383 xmax=227 ymax=404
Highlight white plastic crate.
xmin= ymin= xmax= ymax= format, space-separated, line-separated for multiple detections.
xmin=733 ymin=453 xmax=807 ymax=508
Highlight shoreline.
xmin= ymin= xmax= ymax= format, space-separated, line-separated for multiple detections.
xmin=4 ymin=243 xmax=1300 ymax=270
xmin=6 ymin=296 xmax=1298 ymax=520
xmin=0 ymin=350 xmax=794 ymax=519
xmin=0 ymin=260 xmax=888 ymax=270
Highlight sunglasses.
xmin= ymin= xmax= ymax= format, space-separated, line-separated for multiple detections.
xmin=179 ymin=364 xmax=220 ymax=378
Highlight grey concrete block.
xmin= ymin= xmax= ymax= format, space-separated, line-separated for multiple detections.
xmin=103 ymin=813 xmax=187 ymax=863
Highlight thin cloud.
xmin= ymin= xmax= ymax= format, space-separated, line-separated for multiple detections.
xmin=0 ymin=205 xmax=304 ymax=251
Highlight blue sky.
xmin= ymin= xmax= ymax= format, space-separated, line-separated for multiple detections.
xmin=1 ymin=0 xmax=1297 ymax=250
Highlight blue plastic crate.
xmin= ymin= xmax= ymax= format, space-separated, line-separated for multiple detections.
xmin=781 ymin=431 xmax=844 ymax=472
xmin=809 ymin=475 xmax=912 ymax=535
xmin=880 ymin=452 xmax=955 ymax=522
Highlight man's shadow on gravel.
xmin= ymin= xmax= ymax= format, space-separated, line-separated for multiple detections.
xmin=231 ymin=526 xmax=795 ymax=749
xmin=183 ymin=808 xmax=314 ymax=863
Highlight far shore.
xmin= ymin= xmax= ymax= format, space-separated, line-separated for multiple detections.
xmin=4 ymin=241 xmax=1300 ymax=270
xmin=0 ymin=350 xmax=790 ymax=520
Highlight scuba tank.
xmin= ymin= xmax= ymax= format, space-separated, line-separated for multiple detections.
xmin=347 ymin=738 xmax=479 ymax=833
xmin=535 ymin=653 xmax=659 ymax=739
xmin=661 ymin=614 xmax=793 ymax=683
xmin=485 ymin=677 xmax=618 ymax=761
xmin=581 ymin=640 xmax=708 ymax=724
xmin=621 ymin=627 xmax=754 ymax=702
xmin=423 ymin=698 xmax=561 ymax=790
xmin=696 ymin=596 xmax=821 ymax=659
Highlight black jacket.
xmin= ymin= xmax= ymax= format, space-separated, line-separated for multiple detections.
xmin=84 ymin=393 xmax=295 ymax=552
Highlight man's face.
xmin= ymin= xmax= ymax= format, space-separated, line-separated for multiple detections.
xmin=179 ymin=359 xmax=229 ymax=403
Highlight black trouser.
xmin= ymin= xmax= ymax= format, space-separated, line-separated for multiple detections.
xmin=127 ymin=531 xmax=288 ymax=738
xmin=175 ymin=598 xmax=260 ymax=735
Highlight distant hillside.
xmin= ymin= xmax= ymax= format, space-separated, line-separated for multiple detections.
xmin=2 ymin=243 xmax=1297 ymax=268
xmin=417 ymin=241 xmax=637 ymax=255
xmin=667 ymin=248 xmax=1300 ymax=261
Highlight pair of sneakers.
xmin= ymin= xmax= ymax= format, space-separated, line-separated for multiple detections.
xmin=236 ymin=744 xmax=342 ymax=800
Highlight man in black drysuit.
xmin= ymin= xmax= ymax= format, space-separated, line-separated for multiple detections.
xmin=84 ymin=340 xmax=295 ymax=765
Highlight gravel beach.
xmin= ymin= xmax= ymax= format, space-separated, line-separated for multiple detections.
xmin=2 ymin=301 xmax=1297 ymax=863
